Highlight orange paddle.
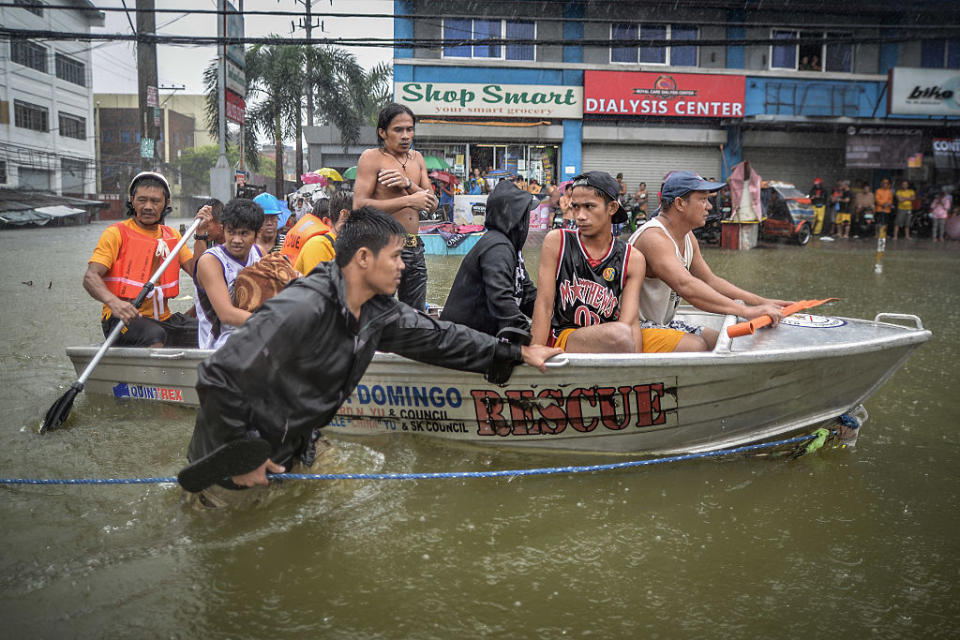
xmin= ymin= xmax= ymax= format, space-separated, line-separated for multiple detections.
xmin=726 ymin=298 xmax=839 ymax=338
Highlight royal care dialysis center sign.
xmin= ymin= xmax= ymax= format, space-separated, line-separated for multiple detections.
xmin=396 ymin=82 xmax=583 ymax=119
xmin=584 ymin=70 xmax=745 ymax=117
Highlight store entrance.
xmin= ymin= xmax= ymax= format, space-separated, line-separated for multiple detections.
xmin=468 ymin=144 xmax=558 ymax=186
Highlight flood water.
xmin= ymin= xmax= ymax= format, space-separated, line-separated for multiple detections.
xmin=1 ymin=219 xmax=958 ymax=638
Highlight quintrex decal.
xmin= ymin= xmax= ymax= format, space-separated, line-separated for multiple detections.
xmin=335 ymin=380 xmax=679 ymax=438
xmin=112 ymin=382 xmax=184 ymax=402
xmin=781 ymin=314 xmax=846 ymax=329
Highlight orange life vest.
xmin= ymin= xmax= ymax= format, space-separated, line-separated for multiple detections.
xmin=281 ymin=213 xmax=331 ymax=262
xmin=103 ymin=221 xmax=181 ymax=317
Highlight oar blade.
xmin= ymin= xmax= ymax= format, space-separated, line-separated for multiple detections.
xmin=40 ymin=382 xmax=83 ymax=434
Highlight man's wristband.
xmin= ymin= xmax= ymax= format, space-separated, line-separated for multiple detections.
xmin=194 ymin=233 xmax=209 ymax=241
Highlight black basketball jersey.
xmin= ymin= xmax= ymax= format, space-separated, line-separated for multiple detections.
xmin=551 ymin=229 xmax=632 ymax=334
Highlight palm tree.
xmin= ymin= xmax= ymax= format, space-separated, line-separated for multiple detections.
xmin=205 ymin=42 xmax=393 ymax=196
xmin=202 ymin=60 xmax=260 ymax=174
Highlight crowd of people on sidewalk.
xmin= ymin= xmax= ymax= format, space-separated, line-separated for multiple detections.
xmin=805 ymin=177 xmax=957 ymax=242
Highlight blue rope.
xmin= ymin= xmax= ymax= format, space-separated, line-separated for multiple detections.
xmin=0 ymin=433 xmax=819 ymax=486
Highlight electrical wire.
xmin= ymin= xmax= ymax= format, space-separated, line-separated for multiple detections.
xmin=2 ymin=1 xmax=959 ymax=27
xmin=3 ymin=27 xmax=958 ymax=48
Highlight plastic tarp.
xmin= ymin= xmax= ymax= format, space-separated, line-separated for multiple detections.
xmin=0 ymin=210 xmax=53 ymax=226
xmin=34 ymin=205 xmax=86 ymax=218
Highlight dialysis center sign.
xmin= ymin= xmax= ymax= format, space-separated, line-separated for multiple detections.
xmin=584 ymin=71 xmax=745 ymax=118
xmin=396 ymin=82 xmax=583 ymax=119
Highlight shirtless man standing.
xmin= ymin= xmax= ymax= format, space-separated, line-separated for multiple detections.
xmin=354 ymin=103 xmax=438 ymax=310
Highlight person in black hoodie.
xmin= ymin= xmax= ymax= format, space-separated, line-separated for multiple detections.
xmin=440 ymin=180 xmax=538 ymax=336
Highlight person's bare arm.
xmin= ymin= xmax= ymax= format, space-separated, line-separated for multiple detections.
xmin=618 ymin=246 xmax=644 ymax=325
xmin=638 ymin=231 xmax=786 ymax=321
xmin=530 ymin=230 xmax=563 ymax=346
xmin=83 ymin=262 xmax=140 ymax=324
xmin=196 ymin=253 xmax=252 ymax=327
xmin=688 ymin=242 xmax=791 ymax=310
xmin=353 ymin=149 xmax=437 ymax=213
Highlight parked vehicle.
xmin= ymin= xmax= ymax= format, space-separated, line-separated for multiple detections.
xmin=760 ymin=181 xmax=815 ymax=246
xmin=693 ymin=209 xmax=722 ymax=245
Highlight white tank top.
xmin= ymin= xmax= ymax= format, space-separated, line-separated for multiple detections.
xmin=195 ymin=244 xmax=262 ymax=349
xmin=629 ymin=217 xmax=693 ymax=325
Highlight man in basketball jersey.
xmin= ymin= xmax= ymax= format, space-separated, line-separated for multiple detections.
xmin=530 ymin=171 xmax=685 ymax=353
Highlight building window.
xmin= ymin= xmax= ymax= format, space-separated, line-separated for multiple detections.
xmin=102 ymin=130 xmax=114 ymax=143
xmin=59 ymin=112 xmax=86 ymax=139
xmin=11 ymin=41 xmax=48 ymax=73
xmin=442 ymin=19 xmax=536 ymax=61
xmin=0 ymin=161 xmax=7 ymax=184
xmin=120 ymin=130 xmax=131 ymax=144
xmin=771 ymin=30 xmax=853 ymax=72
xmin=610 ymin=24 xmax=699 ymax=66
xmin=473 ymin=19 xmax=501 ymax=58
xmin=55 ymin=53 xmax=86 ymax=87
xmin=14 ymin=0 xmax=43 ymax=17
xmin=771 ymin=30 xmax=798 ymax=69
xmin=922 ymin=38 xmax=960 ymax=69
xmin=505 ymin=20 xmax=535 ymax=61
xmin=14 ymin=100 xmax=49 ymax=132
xmin=62 ymin=158 xmax=87 ymax=194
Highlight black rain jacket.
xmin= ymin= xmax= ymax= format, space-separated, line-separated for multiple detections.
xmin=439 ymin=181 xmax=538 ymax=335
xmin=187 ymin=261 xmax=514 ymax=467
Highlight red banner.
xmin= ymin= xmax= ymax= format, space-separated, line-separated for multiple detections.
xmin=584 ymin=70 xmax=745 ymax=118
xmin=225 ymin=90 xmax=245 ymax=125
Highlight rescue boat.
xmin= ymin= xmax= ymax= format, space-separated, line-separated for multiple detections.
xmin=64 ymin=309 xmax=930 ymax=455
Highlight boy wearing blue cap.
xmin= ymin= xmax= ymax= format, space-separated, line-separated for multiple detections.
xmin=630 ymin=171 xmax=791 ymax=351
xmin=252 ymin=192 xmax=291 ymax=256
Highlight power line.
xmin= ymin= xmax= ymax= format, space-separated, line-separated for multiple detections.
xmin=2 ymin=2 xmax=959 ymax=29
xmin=2 ymin=27 xmax=958 ymax=49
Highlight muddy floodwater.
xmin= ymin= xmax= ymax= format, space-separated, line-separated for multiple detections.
xmin=1 ymin=220 xmax=958 ymax=638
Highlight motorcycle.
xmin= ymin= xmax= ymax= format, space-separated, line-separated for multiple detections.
xmin=693 ymin=209 xmax=722 ymax=245
xmin=620 ymin=194 xmax=648 ymax=232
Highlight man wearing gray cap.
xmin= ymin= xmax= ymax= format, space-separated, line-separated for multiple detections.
xmin=630 ymin=171 xmax=790 ymax=351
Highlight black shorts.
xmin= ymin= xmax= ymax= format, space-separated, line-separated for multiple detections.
xmin=102 ymin=312 xmax=199 ymax=348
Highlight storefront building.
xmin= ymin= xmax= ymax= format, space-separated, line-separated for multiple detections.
xmin=394 ymin=1 xmax=960 ymax=203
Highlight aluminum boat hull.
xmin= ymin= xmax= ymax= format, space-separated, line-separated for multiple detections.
xmin=65 ymin=310 xmax=930 ymax=454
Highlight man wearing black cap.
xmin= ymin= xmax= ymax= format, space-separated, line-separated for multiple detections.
xmin=530 ymin=171 xmax=685 ymax=353
xmin=630 ymin=171 xmax=790 ymax=351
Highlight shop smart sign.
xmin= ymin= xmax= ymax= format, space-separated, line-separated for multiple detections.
xmin=396 ymin=82 xmax=583 ymax=119
xmin=584 ymin=70 xmax=745 ymax=118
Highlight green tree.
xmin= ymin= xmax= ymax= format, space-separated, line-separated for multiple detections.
xmin=173 ymin=144 xmax=239 ymax=198
xmin=205 ymin=42 xmax=392 ymax=196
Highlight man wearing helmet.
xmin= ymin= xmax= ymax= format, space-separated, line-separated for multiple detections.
xmin=83 ymin=172 xmax=211 ymax=347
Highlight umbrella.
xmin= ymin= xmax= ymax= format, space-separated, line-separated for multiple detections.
xmin=313 ymin=167 xmax=343 ymax=182
xmin=423 ymin=155 xmax=451 ymax=170
xmin=343 ymin=166 xmax=358 ymax=180
xmin=429 ymin=170 xmax=459 ymax=185
xmin=301 ymin=173 xmax=325 ymax=185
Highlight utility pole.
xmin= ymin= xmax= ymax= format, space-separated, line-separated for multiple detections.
xmin=304 ymin=0 xmax=313 ymax=128
xmin=209 ymin=0 xmax=234 ymax=203
xmin=136 ymin=0 xmax=159 ymax=172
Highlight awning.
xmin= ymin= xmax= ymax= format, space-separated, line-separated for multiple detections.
xmin=0 ymin=210 xmax=53 ymax=226
xmin=34 ymin=205 xmax=86 ymax=217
